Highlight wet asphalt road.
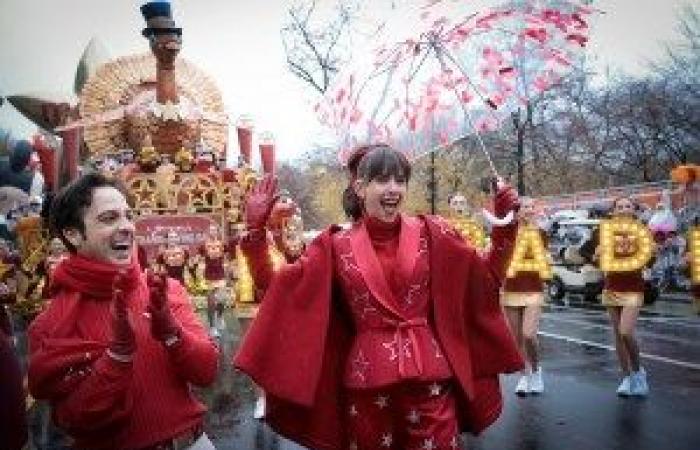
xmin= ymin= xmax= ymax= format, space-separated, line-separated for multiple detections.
xmin=205 ymin=297 xmax=700 ymax=450
xmin=22 ymin=295 xmax=700 ymax=449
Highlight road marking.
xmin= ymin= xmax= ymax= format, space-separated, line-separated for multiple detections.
xmin=538 ymin=331 xmax=700 ymax=371
xmin=638 ymin=316 xmax=700 ymax=326
xmin=542 ymin=315 xmax=700 ymax=345
xmin=547 ymin=304 xmax=700 ymax=329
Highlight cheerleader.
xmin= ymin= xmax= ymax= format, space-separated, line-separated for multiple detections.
xmin=502 ymin=197 xmax=547 ymax=395
xmin=588 ymin=195 xmax=650 ymax=396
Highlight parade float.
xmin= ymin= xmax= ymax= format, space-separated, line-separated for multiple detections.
xmin=5 ymin=0 xmax=303 ymax=321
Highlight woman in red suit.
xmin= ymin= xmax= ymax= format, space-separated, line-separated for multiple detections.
xmin=501 ymin=197 xmax=547 ymax=395
xmin=235 ymin=144 xmax=523 ymax=450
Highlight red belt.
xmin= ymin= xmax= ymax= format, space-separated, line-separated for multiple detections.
xmin=381 ymin=317 xmax=427 ymax=378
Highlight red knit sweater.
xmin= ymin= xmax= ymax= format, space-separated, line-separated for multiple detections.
xmin=28 ymin=255 xmax=218 ymax=450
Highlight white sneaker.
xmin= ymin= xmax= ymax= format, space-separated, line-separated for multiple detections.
xmin=529 ymin=367 xmax=544 ymax=394
xmin=253 ymin=395 xmax=266 ymax=419
xmin=616 ymin=376 xmax=631 ymax=396
xmin=515 ymin=374 xmax=530 ymax=395
xmin=630 ymin=368 xmax=649 ymax=397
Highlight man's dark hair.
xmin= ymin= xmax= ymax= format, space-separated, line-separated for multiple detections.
xmin=49 ymin=172 xmax=130 ymax=253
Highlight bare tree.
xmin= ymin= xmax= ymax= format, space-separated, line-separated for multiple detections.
xmin=281 ymin=0 xmax=361 ymax=95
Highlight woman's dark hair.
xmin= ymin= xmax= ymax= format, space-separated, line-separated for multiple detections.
xmin=49 ymin=172 xmax=130 ymax=252
xmin=342 ymin=144 xmax=411 ymax=220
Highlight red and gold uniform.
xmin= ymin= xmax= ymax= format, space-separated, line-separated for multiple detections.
xmin=199 ymin=235 xmax=227 ymax=290
xmin=601 ymin=230 xmax=645 ymax=308
xmin=501 ymin=227 xmax=548 ymax=307
xmin=448 ymin=215 xmax=487 ymax=249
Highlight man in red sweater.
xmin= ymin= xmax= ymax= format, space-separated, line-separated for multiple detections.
xmin=28 ymin=172 xmax=219 ymax=449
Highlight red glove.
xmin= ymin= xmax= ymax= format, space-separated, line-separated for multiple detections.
xmin=268 ymin=199 xmax=296 ymax=231
xmin=245 ymin=175 xmax=279 ymax=230
xmin=493 ymin=179 xmax=520 ymax=218
xmin=487 ymin=179 xmax=519 ymax=279
xmin=110 ymin=274 xmax=136 ymax=359
xmin=146 ymin=272 xmax=181 ymax=343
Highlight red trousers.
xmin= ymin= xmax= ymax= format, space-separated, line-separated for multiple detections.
xmin=345 ymin=381 xmax=460 ymax=450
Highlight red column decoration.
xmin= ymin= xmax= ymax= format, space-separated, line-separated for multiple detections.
xmin=259 ymin=132 xmax=275 ymax=175
xmin=59 ymin=128 xmax=81 ymax=181
xmin=31 ymin=135 xmax=57 ymax=192
xmin=236 ymin=115 xmax=253 ymax=165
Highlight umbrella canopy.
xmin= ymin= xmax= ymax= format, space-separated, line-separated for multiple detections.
xmin=316 ymin=0 xmax=597 ymax=169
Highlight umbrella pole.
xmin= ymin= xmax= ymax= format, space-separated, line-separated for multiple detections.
xmin=432 ymin=44 xmax=499 ymax=179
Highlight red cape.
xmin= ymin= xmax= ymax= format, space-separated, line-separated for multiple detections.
xmin=234 ymin=215 xmax=523 ymax=450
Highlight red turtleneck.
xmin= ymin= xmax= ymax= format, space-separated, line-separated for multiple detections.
xmin=364 ymin=215 xmax=402 ymax=295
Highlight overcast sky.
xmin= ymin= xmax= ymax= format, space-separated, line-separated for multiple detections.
xmin=0 ymin=0 xmax=692 ymax=163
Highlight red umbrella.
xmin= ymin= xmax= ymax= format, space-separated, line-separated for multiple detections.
xmin=316 ymin=0 xmax=598 ymax=173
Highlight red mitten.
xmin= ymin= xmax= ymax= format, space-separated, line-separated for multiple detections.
xmin=146 ymin=272 xmax=181 ymax=343
xmin=110 ymin=273 xmax=136 ymax=359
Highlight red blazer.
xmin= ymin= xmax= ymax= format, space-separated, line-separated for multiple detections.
xmin=234 ymin=215 xmax=523 ymax=450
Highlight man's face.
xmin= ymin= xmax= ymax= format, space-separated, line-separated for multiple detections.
xmin=356 ymin=174 xmax=407 ymax=223
xmin=520 ymin=199 xmax=537 ymax=222
xmin=449 ymin=194 xmax=468 ymax=216
xmin=613 ymin=198 xmax=636 ymax=219
xmin=64 ymin=187 xmax=135 ymax=266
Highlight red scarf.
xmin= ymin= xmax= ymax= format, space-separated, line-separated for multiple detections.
xmin=50 ymin=253 xmax=141 ymax=301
